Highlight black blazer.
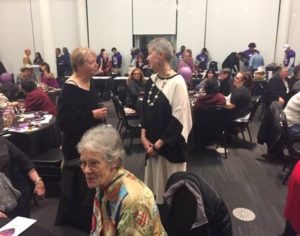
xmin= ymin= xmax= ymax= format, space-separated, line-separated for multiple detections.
xmin=265 ymin=76 xmax=288 ymax=107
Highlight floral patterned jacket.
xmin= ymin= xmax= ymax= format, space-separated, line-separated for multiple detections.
xmin=90 ymin=168 xmax=166 ymax=236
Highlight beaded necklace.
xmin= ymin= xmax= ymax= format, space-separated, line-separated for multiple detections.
xmin=146 ymin=75 xmax=168 ymax=107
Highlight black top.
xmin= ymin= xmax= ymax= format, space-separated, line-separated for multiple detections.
xmin=125 ymin=79 xmax=144 ymax=109
xmin=0 ymin=137 xmax=34 ymax=217
xmin=57 ymin=82 xmax=103 ymax=161
xmin=230 ymin=86 xmax=252 ymax=119
xmin=222 ymin=52 xmax=240 ymax=73
xmin=219 ymin=78 xmax=233 ymax=96
xmin=141 ymin=74 xmax=188 ymax=163
xmin=265 ymin=76 xmax=288 ymax=107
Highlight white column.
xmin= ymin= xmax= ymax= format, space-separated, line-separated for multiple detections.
xmin=38 ymin=0 xmax=56 ymax=77
xmin=76 ymin=0 xmax=88 ymax=47
xmin=275 ymin=0 xmax=292 ymax=64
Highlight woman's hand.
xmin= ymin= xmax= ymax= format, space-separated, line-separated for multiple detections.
xmin=92 ymin=108 xmax=108 ymax=120
xmin=34 ymin=180 xmax=46 ymax=198
xmin=141 ymin=136 xmax=152 ymax=151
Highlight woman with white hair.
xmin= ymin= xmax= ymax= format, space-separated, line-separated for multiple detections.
xmin=78 ymin=125 xmax=166 ymax=235
xmin=141 ymin=38 xmax=193 ymax=205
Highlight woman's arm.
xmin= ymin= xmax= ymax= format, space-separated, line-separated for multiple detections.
xmin=27 ymin=169 xmax=46 ymax=197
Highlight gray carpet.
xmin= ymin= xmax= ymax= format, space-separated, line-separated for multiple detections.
xmin=31 ymin=100 xmax=288 ymax=236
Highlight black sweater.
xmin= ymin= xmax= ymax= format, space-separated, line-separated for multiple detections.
xmin=57 ymin=83 xmax=103 ymax=161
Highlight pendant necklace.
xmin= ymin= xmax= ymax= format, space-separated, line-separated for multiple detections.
xmin=147 ymin=75 xmax=168 ymax=107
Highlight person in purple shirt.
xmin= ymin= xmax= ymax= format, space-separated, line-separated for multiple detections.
xmin=111 ymin=47 xmax=122 ymax=75
xmin=195 ymin=47 xmax=209 ymax=72
xmin=176 ymin=45 xmax=186 ymax=60
xmin=242 ymin=42 xmax=256 ymax=67
xmin=283 ymin=44 xmax=296 ymax=74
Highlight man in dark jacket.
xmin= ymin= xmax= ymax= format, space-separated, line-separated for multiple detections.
xmin=265 ymin=67 xmax=289 ymax=108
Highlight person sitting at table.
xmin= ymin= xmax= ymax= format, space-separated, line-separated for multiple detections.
xmin=196 ymin=69 xmax=217 ymax=93
xmin=40 ymin=62 xmax=59 ymax=88
xmin=78 ymin=125 xmax=166 ymax=235
xmin=265 ymin=67 xmax=290 ymax=108
xmin=0 ymin=72 xmax=18 ymax=101
xmin=194 ymin=79 xmax=226 ymax=111
xmin=289 ymin=64 xmax=300 ymax=90
xmin=21 ymin=80 xmax=57 ymax=116
xmin=226 ymin=71 xmax=252 ymax=120
xmin=0 ymin=137 xmax=45 ymax=219
xmin=57 ymin=47 xmax=107 ymax=162
xmin=125 ymin=68 xmax=145 ymax=109
xmin=253 ymin=66 xmax=266 ymax=80
xmin=218 ymin=68 xmax=233 ymax=96
xmin=195 ymin=47 xmax=209 ymax=72
xmin=96 ymin=50 xmax=112 ymax=76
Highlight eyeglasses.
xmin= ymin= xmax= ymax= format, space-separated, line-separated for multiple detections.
xmin=80 ymin=160 xmax=101 ymax=170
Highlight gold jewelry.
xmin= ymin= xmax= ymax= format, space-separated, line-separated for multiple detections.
xmin=147 ymin=75 xmax=168 ymax=107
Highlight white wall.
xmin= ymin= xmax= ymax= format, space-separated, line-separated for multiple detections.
xmin=177 ymin=0 xmax=206 ymax=58
xmin=133 ymin=0 xmax=177 ymax=35
xmin=1 ymin=0 xmax=298 ymax=77
xmin=0 ymin=0 xmax=34 ymax=75
xmin=87 ymin=0 xmax=132 ymax=75
xmin=288 ymin=0 xmax=300 ymax=65
xmin=205 ymin=0 xmax=280 ymax=70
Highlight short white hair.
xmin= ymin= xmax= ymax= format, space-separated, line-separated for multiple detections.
xmin=77 ymin=125 xmax=125 ymax=164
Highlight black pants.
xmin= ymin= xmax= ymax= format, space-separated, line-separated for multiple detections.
xmin=282 ymin=221 xmax=297 ymax=236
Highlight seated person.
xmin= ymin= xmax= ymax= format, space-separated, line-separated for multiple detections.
xmin=21 ymin=80 xmax=57 ymax=116
xmin=0 ymin=137 xmax=45 ymax=219
xmin=196 ymin=69 xmax=217 ymax=92
xmin=289 ymin=64 xmax=300 ymax=90
xmin=16 ymin=64 xmax=36 ymax=98
xmin=218 ymin=68 xmax=233 ymax=96
xmin=253 ymin=66 xmax=266 ymax=80
xmin=284 ymin=91 xmax=300 ymax=138
xmin=283 ymin=161 xmax=300 ymax=236
xmin=226 ymin=72 xmax=252 ymax=120
xmin=194 ymin=79 xmax=226 ymax=111
xmin=0 ymin=72 xmax=18 ymax=101
xmin=78 ymin=125 xmax=166 ymax=235
xmin=40 ymin=62 xmax=59 ymax=88
xmin=265 ymin=67 xmax=289 ymax=108
xmin=125 ymin=68 xmax=144 ymax=109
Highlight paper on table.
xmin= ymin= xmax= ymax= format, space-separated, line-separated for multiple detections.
xmin=0 ymin=216 xmax=36 ymax=236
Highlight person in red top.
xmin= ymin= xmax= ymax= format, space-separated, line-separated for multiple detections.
xmin=283 ymin=161 xmax=300 ymax=236
xmin=21 ymin=80 xmax=57 ymax=116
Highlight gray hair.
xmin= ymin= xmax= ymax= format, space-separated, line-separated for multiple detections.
xmin=71 ymin=47 xmax=96 ymax=72
xmin=77 ymin=125 xmax=125 ymax=165
xmin=147 ymin=38 xmax=174 ymax=63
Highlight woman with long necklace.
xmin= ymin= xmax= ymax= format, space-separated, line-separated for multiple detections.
xmin=141 ymin=38 xmax=193 ymax=205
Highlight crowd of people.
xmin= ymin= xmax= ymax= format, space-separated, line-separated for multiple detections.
xmin=1 ymin=37 xmax=300 ymax=235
